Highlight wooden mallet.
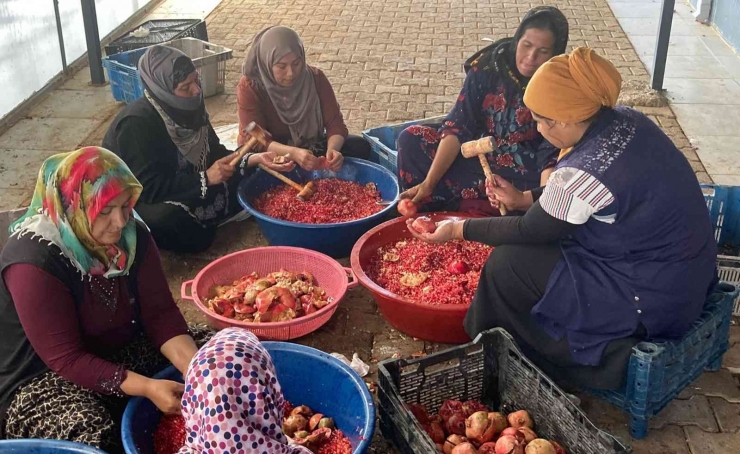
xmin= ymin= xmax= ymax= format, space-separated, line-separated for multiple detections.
xmin=240 ymin=121 xmax=317 ymax=202
xmin=460 ymin=136 xmax=508 ymax=215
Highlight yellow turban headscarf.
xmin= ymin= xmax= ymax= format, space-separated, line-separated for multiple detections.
xmin=523 ymin=47 xmax=622 ymax=124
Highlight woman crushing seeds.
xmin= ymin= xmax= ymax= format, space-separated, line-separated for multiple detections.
xmin=0 ymin=148 xmax=211 ymax=452
xmin=397 ymin=6 xmax=568 ymax=214
xmin=408 ymin=48 xmax=717 ymax=390
xmin=178 ymin=328 xmax=314 ymax=454
xmin=237 ymin=26 xmax=371 ymax=172
xmin=103 ymin=45 xmax=293 ymax=253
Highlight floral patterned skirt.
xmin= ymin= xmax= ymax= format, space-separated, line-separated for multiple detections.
xmin=397 ymin=124 xmax=540 ymax=213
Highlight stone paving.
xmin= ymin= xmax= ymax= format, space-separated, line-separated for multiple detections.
xmin=0 ymin=0 xmax=738 ymax=452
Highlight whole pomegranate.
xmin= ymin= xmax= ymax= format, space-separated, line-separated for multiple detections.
xmin=425 ymin=420 xmax=446 ymax=444
xmin=525 ymin=439 xmax=556 ymax=454
xmin=452 ymin=442 xmax=479 ymax=454
xmin=465 ymin=411 xmax=496 ymax=444
xmin=461 ymin=400 xmax=489 ymax=416
xmin=447 ymin=260 xmax=470 ymax=275
xmin=550 ymin=441 xmax=567 ymax=454
xmin=411 ymin=216 xmax=437 ymax=234
xmin=517 ymin=427 xmax=538 ymax=443
xmin=443 ymin=434 xmax=468 ymax=454
xmin=507 ymin=410 xmax=534 ymax=429
xmin=398 ymin=199 xmax=418 ymax=217
xmin=495 ymin=435 xmax=524 ymax=454
xmin=488 ymin=412 xmax=508 ymax=435
xmin=478 ymin=442 xmax=497 ymax=454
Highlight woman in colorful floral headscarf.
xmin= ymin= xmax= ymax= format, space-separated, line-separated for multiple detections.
xmin=179 ymin=328 xmax=312 ymax=454
xmin=0 ymin=147 xmax=211 ymax=452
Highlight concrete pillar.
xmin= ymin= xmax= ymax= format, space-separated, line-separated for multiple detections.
xmin=693 ymin=0 xmax=712 ymax=24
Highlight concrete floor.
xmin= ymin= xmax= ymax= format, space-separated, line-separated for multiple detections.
xmin=1 ymin=0 xmax=740 ymax=453
xmin=608 ymin=0 xmax=740 ymax=186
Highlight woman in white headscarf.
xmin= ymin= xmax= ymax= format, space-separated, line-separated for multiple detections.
xmin=103 ymin=45 xmax=293 ymax=253
xmin=237 ymin=26 xmax=371 ymax=172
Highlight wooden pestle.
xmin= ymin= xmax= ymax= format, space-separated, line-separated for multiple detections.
xmin=244 ymin=121 xmax=317 ymax=201
xmin=460 ymin=136 xmax=508 ymax=215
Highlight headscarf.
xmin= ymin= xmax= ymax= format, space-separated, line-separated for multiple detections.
xmin=178 ymin=327 xmax=311 ymax=454
xmin=242 ymin=26 xmax=324 ymax=147
xmin=523 ymin=47 xmax=622 ymax=123
xmin=466 ymin=6 xmax=569 ymax=95
xmin=9 ymin=147 xmax=142 ymax=278
xmin=139 ymin=45 xmax=211 ymax=170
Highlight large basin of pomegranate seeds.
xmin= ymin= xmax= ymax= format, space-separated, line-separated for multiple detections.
xmin=238 ymin=157 xmax=399 ymax=258
xmin=351 ymin=213 xmax=489 ymax=344
xmin=121 ymin=343 xmax=375 ymax=454
xmin=252 ymin=178 xmax=384 ymax=224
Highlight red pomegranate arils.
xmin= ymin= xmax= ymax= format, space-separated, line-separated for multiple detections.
xmin=317 ymin=429 xmax=353 ymax=454
xmin=252 ymin=178 xmax=383 ymax=223
xmin=366 ymin=239 xmax=492 ymax=305
xmin=153 ymin=414 xmax=186 ymax=454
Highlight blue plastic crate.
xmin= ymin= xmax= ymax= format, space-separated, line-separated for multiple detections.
xmin=102 ymin=47 xmax=146 ymax=103
xmin=102 ymin=38 xmax=232 ymax=103
xmin=702 ymin=184 xmax=740 ymax=246
xmin=589 ymin=282 xmax=738 ymax=439
xmin=702 ymin=184 xmax=740 ymax=315
xmin=362 ymin=116 xmax=445 ymax=175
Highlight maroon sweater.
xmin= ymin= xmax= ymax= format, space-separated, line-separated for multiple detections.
xmin=1 ymin=232 xmax=188 ymax=397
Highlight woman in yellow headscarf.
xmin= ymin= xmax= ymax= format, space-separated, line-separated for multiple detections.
xmin=407 ymin=48 xmax=717 ymax=390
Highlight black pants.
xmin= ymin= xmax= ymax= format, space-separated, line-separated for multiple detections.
xmin=2 ymin=324 xmax=214 ymax=454
xmin=464 ymin=244 xmax=643 ymax=390
xmin=311 ymin=134 xmax=372 ymax=160
xmin=134 ymin=201 xmax=218 ymax=253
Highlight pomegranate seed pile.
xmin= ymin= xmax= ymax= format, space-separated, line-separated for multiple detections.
xmin=153 ymin=414 xmax=186 ymax=454
xmin=366 ymin=239 xmax=492 ymax=305
xmin=252 ymin=179 xmax=383 ymax=224
xmin=317 ymin=429 xmax=353 ymax=454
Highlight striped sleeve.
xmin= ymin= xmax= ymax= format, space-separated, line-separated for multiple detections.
xmin=540 ymin=167 xmax=615 ymax=225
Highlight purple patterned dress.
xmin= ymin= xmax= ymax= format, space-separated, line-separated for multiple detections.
xmin=397 ymin=57 xmax=557 ymax=212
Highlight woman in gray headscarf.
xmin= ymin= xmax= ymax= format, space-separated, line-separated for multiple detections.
xmin=237 ymin=26 xmax=371 ymax=172
xmin=103 ymin=45 xmax=292 ymax=253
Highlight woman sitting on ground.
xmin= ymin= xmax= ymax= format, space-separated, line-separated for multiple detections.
xmin=0 ymin=147 xmax=211 ymax=451
xmin=237 ymin=25 xmax=371 ymax=172
xmin=397 ymin=5 xmax=568 ymax=213
xmin=178 ymin=327 xmax=314 ymax=453
xmin=408 ymin=48 xmax=717 ymax=389
xmin=103 ymin=45 xmax=293 ymax=253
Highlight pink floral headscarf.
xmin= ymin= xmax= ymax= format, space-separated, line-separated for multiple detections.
xmin=178 ymin=328 xmax=311 ymax=454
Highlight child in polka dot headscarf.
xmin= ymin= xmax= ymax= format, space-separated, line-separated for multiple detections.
xmin=178 ymin=328 xmax=312 ymax=454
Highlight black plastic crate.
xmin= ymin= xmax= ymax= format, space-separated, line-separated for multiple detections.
xmin=377 ymin=328 xmax=631 ymax=454
xmin=105 ymin=19 xmax=208 ymax=56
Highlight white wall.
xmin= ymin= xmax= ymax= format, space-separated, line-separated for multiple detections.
xmin=0 ymin=0 xmax=152 ymax=119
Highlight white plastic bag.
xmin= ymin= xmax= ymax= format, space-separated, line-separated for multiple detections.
xmin=330 ymin=352 xmax=370 ymax=377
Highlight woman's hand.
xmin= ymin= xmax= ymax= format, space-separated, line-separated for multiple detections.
xmin=290 ymin=148 xmax=320 ymax=171
xmin=205 ymin=154 xmax=237 ymax=185
xmin=406 ymin=218 xmax=462 ymax=244
xmin=486 ymin=175 xmax=530 ymax=211
xmin=146 ymin=379 xmax=184 ymax=415
xmin=255 ymin=151 xmax=296 ymax=173
xmin=400 ymin=180 xmax=433 ymax=205
xmin=326 ymin=148 xmax=344 ymax=172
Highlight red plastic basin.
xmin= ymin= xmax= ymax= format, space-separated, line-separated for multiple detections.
xmin=181 ymin=246 xmax=358 ymax=340
xmin=350 ymin=213 xmax=483 ymax=344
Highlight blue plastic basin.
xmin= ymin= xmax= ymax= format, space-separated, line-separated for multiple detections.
xmin=237 ymin=157 xmax=399 ymax=258
xmin=0 ymin=440 xmax=106 ymax=453
xmin=121 ymin=342 xmax=375 ymax=454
